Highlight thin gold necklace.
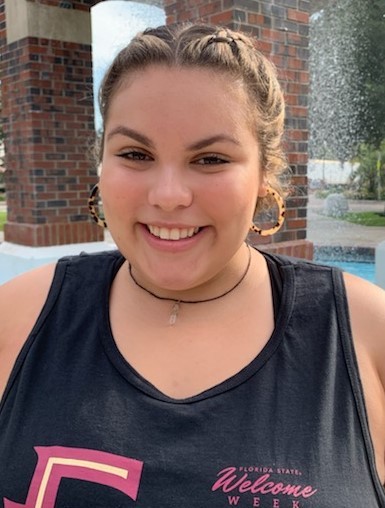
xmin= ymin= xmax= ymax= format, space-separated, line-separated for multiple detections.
xmin=128 ymin=245 xmax=252 ymax=325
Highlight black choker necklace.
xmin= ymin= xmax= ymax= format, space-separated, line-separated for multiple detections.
xmin=128 ymin=246 xmax=252 ymax=325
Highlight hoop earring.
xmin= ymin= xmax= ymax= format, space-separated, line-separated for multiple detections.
xmin=250 ymin=186 xmax=285 ymax=236
xmin=88 ymin=184 xmax=107 ymax=228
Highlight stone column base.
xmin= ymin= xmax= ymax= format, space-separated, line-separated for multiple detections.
xmin=4 ymin=222 xmax=104 ymax=247
xmin=253 ymin=239 xmax=314 ymax=261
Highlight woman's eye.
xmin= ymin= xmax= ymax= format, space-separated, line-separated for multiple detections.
xmin=117 ymin=150 xmax=151 ymax=161
xmin=194 ymin=155 xmax=228 ymax=165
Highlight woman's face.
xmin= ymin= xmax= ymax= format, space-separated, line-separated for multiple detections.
xmin=99 ymin=65 xmax=266 ymax=292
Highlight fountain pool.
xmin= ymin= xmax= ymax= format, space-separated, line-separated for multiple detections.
xmin=317 ymin=259 xmax=375 ymax=283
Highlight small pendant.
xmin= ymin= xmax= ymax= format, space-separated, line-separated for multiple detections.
xmin=169 ymin=301 xmax=180 ymax=326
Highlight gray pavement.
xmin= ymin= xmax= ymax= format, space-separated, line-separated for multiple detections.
xmin=1 ymin=194 xmax=385 ymax=252
xmin=307 ymin=193 xmax=385 ymax=250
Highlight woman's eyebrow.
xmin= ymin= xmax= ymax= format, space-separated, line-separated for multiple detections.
xmin=106 ymin=126 xmax=154 ymax=148
xmin=106 ymin=128 xmax=240 ymax=151
xmin=187 ymin=135 xmax=241 ymax=151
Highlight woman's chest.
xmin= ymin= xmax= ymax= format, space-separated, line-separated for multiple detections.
xmin=1 ymin=377 xmax=383 ymax=508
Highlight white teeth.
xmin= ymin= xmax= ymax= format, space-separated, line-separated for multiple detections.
xmin=169 ymin=228 xmax=180 ymax=240
xmin=148 ymin=225 xmax=200 ymax=241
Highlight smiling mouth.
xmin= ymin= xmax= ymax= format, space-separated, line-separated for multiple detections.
xmin=147 ymin=225 xmax=201 ymax=241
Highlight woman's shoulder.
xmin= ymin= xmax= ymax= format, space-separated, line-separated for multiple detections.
xmin=343 ymin=272 xmax=385 ymax=363
xmin=0 ymin=263 xmax=57 ymax=397
xmin=0 ymin=264 xmax=57 ymax=339
xmin=343 ymin=272 xmax=385 ymax=481
xmin=0 ymin=250 xmax=122 ymax=347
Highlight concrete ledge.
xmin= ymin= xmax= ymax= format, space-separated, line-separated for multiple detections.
xmin=5 ymin=0 xmax=91 ymax=45
xmin=0 ymin=241 xmax=116 ymax=285
xmin=375 ymin=241 xmax=385 ymax=290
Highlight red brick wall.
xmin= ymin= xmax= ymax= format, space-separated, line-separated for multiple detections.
xmin=0 ymin=2 xmax=5 ymax=51
xmin=165 ymin=0 xmax=312 ymax=259
xmin=0 ymin=0 xmax=103 ymax=245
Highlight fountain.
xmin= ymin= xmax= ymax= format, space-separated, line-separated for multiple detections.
xmin=309 ymin=3 xmax=367 ymax=165
xmin=308 ymin=1 xmax=385 ymax=288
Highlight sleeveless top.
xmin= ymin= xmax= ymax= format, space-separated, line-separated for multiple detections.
xmin=0 ymin=249 xmax=384 ymax=508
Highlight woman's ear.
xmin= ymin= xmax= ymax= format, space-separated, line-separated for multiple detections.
xmin=257 ymin=180 xmax=269 ymax=198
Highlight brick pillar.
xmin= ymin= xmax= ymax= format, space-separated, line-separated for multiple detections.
xmin=0 ymin=0 xmax=103 ymax=246
xmin=165 ymin=0 xmax=312 ymax=260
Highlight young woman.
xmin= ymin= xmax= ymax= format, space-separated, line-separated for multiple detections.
xmin=0 ymin=24 xmax=384 ymax=507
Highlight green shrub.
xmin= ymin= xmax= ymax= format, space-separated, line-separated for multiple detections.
xmin=0 ymin=210 xmax=6 ymax=231
xmin=350 ymin=141 xmax=385 ymax=199
xmin=343 ymin=211 xmax=385 ymax=226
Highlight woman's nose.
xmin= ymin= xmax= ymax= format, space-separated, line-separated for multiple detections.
xmin=148 ymin=166 xmax=193 ymax=211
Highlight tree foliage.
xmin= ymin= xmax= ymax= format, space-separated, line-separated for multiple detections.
xmin=351 ymin=141 xmax=385 ymax=200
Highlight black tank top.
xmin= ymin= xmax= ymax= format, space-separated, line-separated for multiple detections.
xmin=1 ymin=250 xmax=384 ymax=507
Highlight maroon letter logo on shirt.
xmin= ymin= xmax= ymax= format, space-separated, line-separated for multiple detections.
xmin=4 ymin=446 xmax=144 ymax=507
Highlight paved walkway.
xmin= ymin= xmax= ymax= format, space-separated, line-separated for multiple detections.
xmin=1 ymin=194 xmax=385 ymax=251
xmin=307 ymin=193 xmax=385 ymax=250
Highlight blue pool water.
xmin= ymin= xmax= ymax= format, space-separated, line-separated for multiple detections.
xmin=318 ymin=260 xmax=375 ymax=283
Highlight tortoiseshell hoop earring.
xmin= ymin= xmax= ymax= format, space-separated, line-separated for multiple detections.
xmin=250 ymin=186 xmax=285 ymax=237
xmin=88 ymin=184 xmax=107 ymax=228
